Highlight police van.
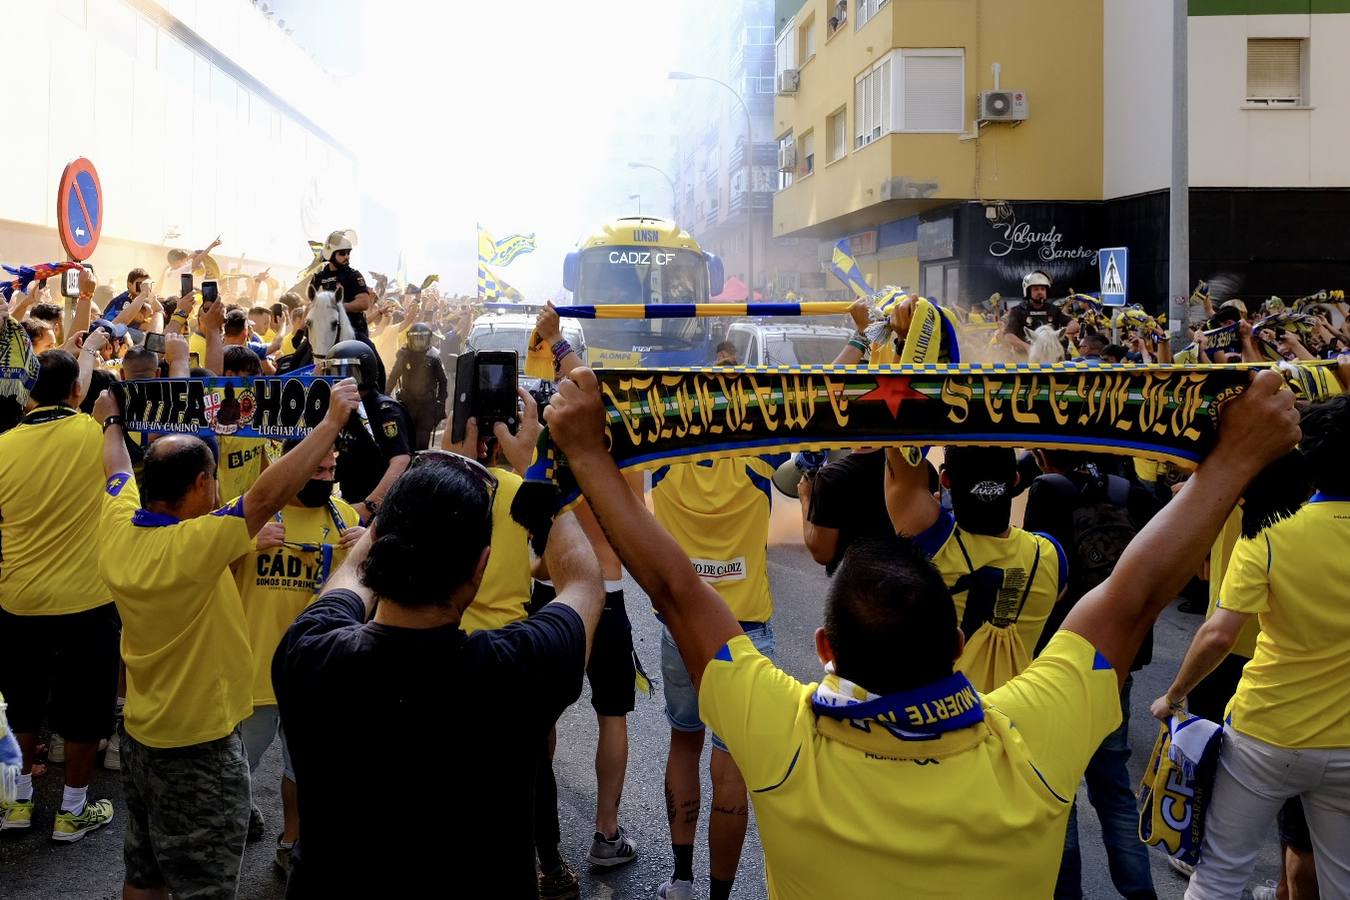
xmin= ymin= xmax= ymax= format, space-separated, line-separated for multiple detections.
xmin=722 ymin=321 xmax=854 ymax=366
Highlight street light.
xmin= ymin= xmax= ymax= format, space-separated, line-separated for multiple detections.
xmin=627 ymin=162 xmax=677 ymax=218
xmin=669 ymin=70 xmax=755 ymax=297
xmin=628 ymin=193 xmax=642 ymax=219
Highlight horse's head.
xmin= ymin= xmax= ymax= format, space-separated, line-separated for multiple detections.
xmin=1025 ymin=324 xmax=1066 ymax=364
xmin=306 ymin=290 xmax=347 ymax=360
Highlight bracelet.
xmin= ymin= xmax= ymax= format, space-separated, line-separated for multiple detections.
xmin=551 ymin=339 xmax=573 ymax=361
xmin=1167 ymin=698 xmax=1186 ymax=711
xmin=102 ymin=416 xmax=124 ymax=432
xmin=847 ymin=335 xmax=869 ymax=354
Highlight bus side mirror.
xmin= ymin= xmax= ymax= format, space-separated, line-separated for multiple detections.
xmin=563 ymin=251 xmax=580 ymax=293
xmin=706 ymin=253 xmax=725 ymax=296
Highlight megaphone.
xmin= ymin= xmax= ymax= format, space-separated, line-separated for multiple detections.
xmin=772 ymin=449 xmax=850 ymax=499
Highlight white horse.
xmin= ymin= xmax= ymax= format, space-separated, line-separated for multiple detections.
xmin=1025 ymin=324 xmax=1066 ymax=364
xmin=305 ymin=289 xmax=355 ymax=360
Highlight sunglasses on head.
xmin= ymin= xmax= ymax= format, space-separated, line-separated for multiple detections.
xmin=409 ymin=449 xmax=498 ymax=508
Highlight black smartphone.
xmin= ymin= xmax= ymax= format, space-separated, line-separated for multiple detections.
xmin=450 ymin=350 xmax=519 ymax=443
xmin=143 ymin=331 xmax=166 ymax=354
xmin=451 ymin=351 xmax=477 ymax=443
xmin=475 ymin=351 xmax=518 ymax=433
xmin=180 ymin=273 xmax=194 ymax=298
xmin=201 ymin=280 xmax=218 ymax=304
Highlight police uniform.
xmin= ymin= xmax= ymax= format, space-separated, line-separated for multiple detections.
xmin=307 ymin=264 xmax=371 ymax=340
xmin=335 ymin=393 xmax=413 ymax=507
xmin=387 ymin=345 xmax=448 ymax=450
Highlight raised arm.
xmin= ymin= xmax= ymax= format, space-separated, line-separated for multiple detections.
xmin=884 ymin=447 xmax=941 ymax=539
xmin=94 ymin=389 xmax=134 ymax=478
xmin=541 ymin=510 xmax=605 ymax=659
xmin=1060 ymin=370 xmax=1300 ymax=684
xmin=546 ymin=368 xmax=741 ymax=686
xmin=240 ymin=379 xmax=359 ymax=535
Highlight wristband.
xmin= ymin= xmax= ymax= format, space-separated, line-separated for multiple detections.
xmin=102 ymin=416 xmax=124 ymax=432
xmin=551 ymin=339 xmax=573 ymax=361
xmin=847 ymin=335 xmax=869 ymax=354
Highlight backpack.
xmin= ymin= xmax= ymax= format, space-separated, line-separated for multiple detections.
xmin=1039 ymin=472 xmax=1136 ymax=604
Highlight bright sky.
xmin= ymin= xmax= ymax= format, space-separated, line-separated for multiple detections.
xmin=347 ymin=0 xmax=692 ymax=298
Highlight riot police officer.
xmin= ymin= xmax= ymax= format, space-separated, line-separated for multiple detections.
xmin=387 ymin=323 xmax=448 ymax=450
xmin=325 ymin=339 xmax=412 ymax=523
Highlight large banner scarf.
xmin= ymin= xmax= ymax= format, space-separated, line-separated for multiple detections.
xmin=116 ymin=375 xmax=338 ymax=439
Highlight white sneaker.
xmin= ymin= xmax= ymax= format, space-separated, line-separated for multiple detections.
xmin=103 ymin=731 xmax=121 ymax=770
xmin=1251 ymin=883 xmax=1277 ymax=900
xmin=657 ymin=878 xmax=695 ymax=900
xmin=1167 ymin=856 xmax=1195 ymax=878
xmin=48 ymin=733 xmax=65 ymax=764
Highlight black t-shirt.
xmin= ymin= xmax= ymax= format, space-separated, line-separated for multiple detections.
xmin=1004 ymin=302 xmax=1069 ymax=341
xmin=335 ymin=394 xmax=412 ymax=503
xmin=273 ymin=591 xmax=586 ymax=898
xmin=807 ymin=449 xmax=893 ymax=575
xmin=308 ymin=264 xmax=371 ymax=339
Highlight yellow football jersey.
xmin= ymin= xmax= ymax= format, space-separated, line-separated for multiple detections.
xmin=461 ymin=467 xmax=532 ymax=634
xmin=0 ymin=408 xmax=112 ymax=615
xmin=218 ymin=435 xmax=268 ymax=501
xmin=914 ymin=509 xmax=1065 ymax=687
xmin=99 ymin=474 xmax=255 ymax=748
xmin=1220 ymin=497 xmax=1350 ymax=749
xmin=235 ymin=498 xmax=359 ymax=705
xmin=699 ymin=629 xmax=1121 ymax=899
xmin=651 ymin=456 xmax=785 ymax=623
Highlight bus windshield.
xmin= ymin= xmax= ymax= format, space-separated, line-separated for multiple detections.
xmin=576 ymin=246 xmax=708 ymax=305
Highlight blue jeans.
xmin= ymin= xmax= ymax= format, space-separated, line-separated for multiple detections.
xmin=1055 ymin=675 xmax=1157 ymax=900
xmin=661 ymin=621 xmax=775 ymax=752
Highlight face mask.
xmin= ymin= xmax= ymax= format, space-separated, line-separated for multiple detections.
xmin=296 ymin=479 xmax=334 ymax=508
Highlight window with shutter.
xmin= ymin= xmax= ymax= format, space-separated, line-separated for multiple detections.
xmin=826 ymin=107 xmax=847 ymax=163
xmin=1246 ymin=38 xmax=1303 ymax=105
xmin=901 ymin=52 xmax=964 ymax=132
xmin=799 ymin=129 xmax=816 ymax=177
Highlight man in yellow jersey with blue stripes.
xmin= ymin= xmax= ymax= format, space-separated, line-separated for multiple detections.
xmin=544 ymin=366 xmax=1298 ymax=900
xmin=1152 ymin=394 xmax=1350 ymax=899
xmin=649 ymin=445 xmax=787 ymax=900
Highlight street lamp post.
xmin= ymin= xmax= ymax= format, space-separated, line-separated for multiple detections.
xmin=627 ymin=162 xmax=677 ymax=218
xmin=628 ymin=193 xmax=642 ymax=219
xmin=669 ymin=70 xmax=755 ymax=297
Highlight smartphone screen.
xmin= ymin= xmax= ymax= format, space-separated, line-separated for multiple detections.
xmin=201 ymin=281 xmax=218 ymax=304
xmin=180 ymin=273 xmax=194 ymax=297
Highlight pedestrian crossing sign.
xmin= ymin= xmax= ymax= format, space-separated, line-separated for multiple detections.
xmin=1098 ymin=247 xmax=1128 ymax=307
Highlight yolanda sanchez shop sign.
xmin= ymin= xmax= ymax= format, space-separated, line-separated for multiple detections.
xmin=988 ymin=213 xmax=1096 ymax=263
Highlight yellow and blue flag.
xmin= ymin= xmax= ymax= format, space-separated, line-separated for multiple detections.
xmin=478 ymin=226 xmax=537 ymax=269
xmin=829 ymin=238 xmax=872 ymax=299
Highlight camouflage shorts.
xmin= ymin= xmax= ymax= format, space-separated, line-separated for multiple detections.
xmin=119 ymin=723 xmax=251 ymax=898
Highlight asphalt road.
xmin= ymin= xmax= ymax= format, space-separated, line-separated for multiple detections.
xmin=0 ymin=500 xmax=1282 ymax=899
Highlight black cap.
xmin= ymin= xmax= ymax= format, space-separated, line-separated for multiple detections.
xmin=942 ymin=446 xmax=1017 ymax=536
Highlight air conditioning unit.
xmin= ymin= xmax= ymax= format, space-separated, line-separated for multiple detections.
xmin=978 ymin=90 xmax=1029 ymax=122
xmin=778 ymin=145 xmax=798 ymax=172
xmin=776 ymin=68 xmax=800 ymax=95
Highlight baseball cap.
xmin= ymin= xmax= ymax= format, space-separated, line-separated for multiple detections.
xmin=942 ymin=445 xmax=1017 ymax=536
xmin=91 ymin=318 xmax=128 ymax=340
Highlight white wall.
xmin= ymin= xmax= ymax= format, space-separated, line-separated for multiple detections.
xmin=0 ymin=0 xmax=358 ymax=271
xmin=1103 ymin=0 xmax=1172 ymax=199
xmin=1189 ymin=13 xmax=1350 ymax=187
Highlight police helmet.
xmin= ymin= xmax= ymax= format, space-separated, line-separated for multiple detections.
xmin=325 ymin=339 xmax=380 ymax=389
xmin=1022 ymin=271 xmax=1052 ymax=299
xmin=321 ymin=229 xmax=356 ymax=262
xmin=407 ymin=323 xmax=434 ymax=352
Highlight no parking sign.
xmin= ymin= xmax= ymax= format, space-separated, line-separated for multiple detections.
xmin=56 ymin=157 xmax=102 ymax=261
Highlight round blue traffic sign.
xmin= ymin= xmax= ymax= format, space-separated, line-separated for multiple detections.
xmin=56 ymin=157 xmax=102 ymax=261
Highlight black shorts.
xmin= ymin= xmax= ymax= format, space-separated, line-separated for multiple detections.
xmin=0 ymin=602 xmax=120 ymax=742
xmin=529 ymin=581 xmax=635 ymax=717
xmin=1278 ymin=797 xmax=1313 ymax=853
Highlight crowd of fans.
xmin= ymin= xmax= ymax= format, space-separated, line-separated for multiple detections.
xmin=0 ymin=244 xmax=1347 ymax=900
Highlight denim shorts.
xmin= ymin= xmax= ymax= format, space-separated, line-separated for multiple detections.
xmin=661 ymin=620 xmax=776 ymax=752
